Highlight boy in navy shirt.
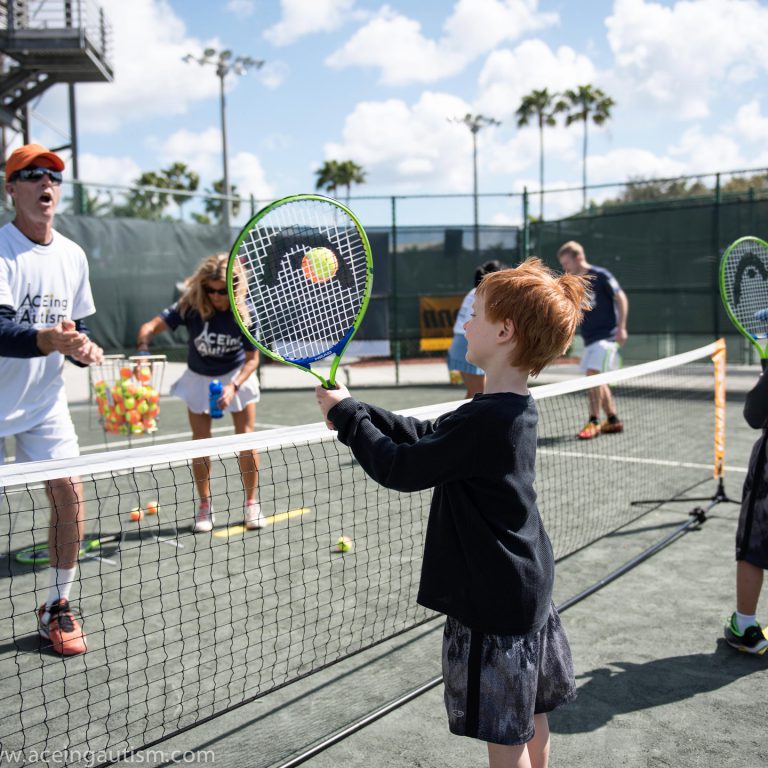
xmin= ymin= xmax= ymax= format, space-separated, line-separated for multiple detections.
xmin=316 ymin=258 xmax=589 ymax=768
xmin=558 ymin=240 xmax=629 ymax=440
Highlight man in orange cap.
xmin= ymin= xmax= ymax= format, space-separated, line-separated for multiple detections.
xmin=0 ymin=143 xmax=103 ymax=655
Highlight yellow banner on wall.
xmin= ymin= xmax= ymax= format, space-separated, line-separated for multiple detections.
xmin=419 ymin=296 xmax=463 ymax=352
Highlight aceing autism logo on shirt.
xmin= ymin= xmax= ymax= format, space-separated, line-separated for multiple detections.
xmin=16 ymin=285 xmax=69 ymax=326
xmin=193 ymin=322 xmax=242 ymax=358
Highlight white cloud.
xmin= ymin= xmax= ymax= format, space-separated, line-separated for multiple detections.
xmin=151 ymin=127 xmax=224 ymax=180
xmin=586 ymin=147 xmax=687 ymax=184
xmin=264 ymin=0 xmax=357 ymax=46
xmin=227 ymin=0 xmax=255 ymax=18
xmin=75 ymin=0 xmax=220 ymax=132
xmin=78 ymin=153 xmax=142 ymax=188
xmin=326 ymin=0 xmax=558 ymax=86
xmin=732 ymin=100 xmax=768 ymax=144
xmin=230 ymin=151 xmax=275 ymax=204
xmin=606 ymin=0 xmax=768 ymax=119
xmin=668 ymin=127 xmax=744 ymax=172
xmin=475 ymin=39 xmax=597 ymax=121
xmin=323 ymin=92 xmax=477 ymax=191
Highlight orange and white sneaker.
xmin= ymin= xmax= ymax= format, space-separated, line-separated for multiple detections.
xmin=600 ymin=417 xmax=624 ymax=434
xmin=577 ymin=420 xmax=601 ymax=440
xmin=38 ymin=598 xmax=87 ymax=656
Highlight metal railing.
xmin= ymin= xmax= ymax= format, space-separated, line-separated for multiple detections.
xmin=0 ymin=0 xmax=113 ymax=67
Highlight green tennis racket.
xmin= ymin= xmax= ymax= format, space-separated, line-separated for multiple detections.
xmin=15 ymin=533 xmax=122 ymax=565
xmin=226 ymin=194 xmax=374 ymax=387
xmin=719 ymin=236 xmax=768 ymax=359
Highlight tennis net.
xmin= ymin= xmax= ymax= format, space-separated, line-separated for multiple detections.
xmin=0 ymin=340 xmax=725 ymax=766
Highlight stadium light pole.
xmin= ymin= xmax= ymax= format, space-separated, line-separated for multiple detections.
xmin=450 ymin=113 xmax=501 ymax=258
xmin=183 ymin=48 xmax=264 ymax=230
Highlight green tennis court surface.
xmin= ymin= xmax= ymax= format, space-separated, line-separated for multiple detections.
xmin=1 ymin=348 xmax=766 ymax=768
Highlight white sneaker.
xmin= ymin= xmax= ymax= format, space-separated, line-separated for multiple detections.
xmin=244 ymin=501 xmax=266 ymax=530
xmin=193 ymin=502 xmax=215 ymax=533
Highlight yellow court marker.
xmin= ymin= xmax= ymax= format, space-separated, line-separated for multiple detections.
xmin=213 ymin=507 xmax=311 ymax=538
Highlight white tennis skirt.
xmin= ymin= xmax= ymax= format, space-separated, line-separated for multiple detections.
xmin=170 ymin=367 xmax=261 ymax=415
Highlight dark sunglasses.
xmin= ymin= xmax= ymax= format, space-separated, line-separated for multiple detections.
xmin=10 ymin=167 xmax=63 ymax=184
xmin=204 ymin=286 xmax=229 ymax=296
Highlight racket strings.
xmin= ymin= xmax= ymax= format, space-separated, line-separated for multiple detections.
xmin=238 ymin=199 xmax=369 ymax=363
xmin=723 ymin=239 xmax=768 ymax=338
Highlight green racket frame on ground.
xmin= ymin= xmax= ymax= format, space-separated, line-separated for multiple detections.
xmin=719 ymin=235 xmax=768 ymax=359
xmin=227 ymin=194 xmax=374 ymax=388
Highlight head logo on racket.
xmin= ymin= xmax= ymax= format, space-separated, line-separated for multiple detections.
xmin=720 ymin=236 xmax=768 ymax=358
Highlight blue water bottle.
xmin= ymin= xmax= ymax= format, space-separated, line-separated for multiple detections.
xmin=209 ymin=380 xmax=224 ymax=419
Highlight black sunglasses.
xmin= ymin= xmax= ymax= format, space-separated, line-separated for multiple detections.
xmin=10 ymin=167 xmax=63 ymax=184
xmin=204 ymin=286 xmax=229 ymax=296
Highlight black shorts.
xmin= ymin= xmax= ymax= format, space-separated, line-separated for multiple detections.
xmin=441 ymin=604 xmax=576 ymax=746
xmin=736 ymin=437 xmax=768 ymax=570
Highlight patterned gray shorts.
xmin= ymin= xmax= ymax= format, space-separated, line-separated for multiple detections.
xmin=442 ymin=604 xmax=576 ymax=745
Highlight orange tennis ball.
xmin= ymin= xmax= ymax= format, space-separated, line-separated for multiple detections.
xmin=130 ymin=507 xmax=144 ymax=521
xmin=302 ymin=247 xmax=338 ymax=283
xmin=146 ymin=500 xmax=159 ymax=516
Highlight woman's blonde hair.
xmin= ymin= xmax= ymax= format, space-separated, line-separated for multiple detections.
xmin=178 ymin=252 xmax=250 ymax=325
xmin=475 ymin=257 xmax=592 ymax=376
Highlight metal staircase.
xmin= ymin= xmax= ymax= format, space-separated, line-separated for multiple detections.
xmin=0 ymin=0 xmax=113 ymax=133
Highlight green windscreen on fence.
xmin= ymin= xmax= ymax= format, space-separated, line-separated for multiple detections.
xmin=7 ymin=189 xmax=765 ymax=361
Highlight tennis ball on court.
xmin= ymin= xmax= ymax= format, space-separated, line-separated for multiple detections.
xmin=146 ymin=500 xmax=159 ymax=516
xmin=302 ymin=247 xmax=338 ymax=283
xmin=130 ymin=507 xmax=144 ymax=521
xmin=336 ymin=535 xmax=353 ymax=553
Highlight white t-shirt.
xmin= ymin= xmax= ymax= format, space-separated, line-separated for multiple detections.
xmin=452 ymin=288 xmax=475 ymax=336
xmin=0 ymin=222 xmax=96 ymax=436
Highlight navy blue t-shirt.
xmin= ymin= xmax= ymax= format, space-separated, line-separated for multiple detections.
xmin=161 ymin=303 xmax=256 ymax=376
xmin=580 ymin=266 xmax=623 ymax=345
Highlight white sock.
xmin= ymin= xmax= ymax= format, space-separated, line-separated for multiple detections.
xmin=43 ymin=566 xmax=77 ymax=620
xmin=735 ymin=611 xmax=758 ymax=633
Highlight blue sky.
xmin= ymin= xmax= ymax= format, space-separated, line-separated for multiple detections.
xmin=24 ymin=0 xmax=768 ymax=227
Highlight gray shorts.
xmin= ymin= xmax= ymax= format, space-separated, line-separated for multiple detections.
xmin=442 ymin=605 xmax=576 ymax=745
xmin=736 ymin=437 xmax=768 ymax=569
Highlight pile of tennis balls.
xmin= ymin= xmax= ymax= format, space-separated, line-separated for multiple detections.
xmin=94 ymin=365 xmax=161 ymax=436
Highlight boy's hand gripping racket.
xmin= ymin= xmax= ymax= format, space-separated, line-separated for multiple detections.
xmin=719 ymin=236 xmax=768 ymax=362
xmin=227 ymin=194 xmax=374 ymax=388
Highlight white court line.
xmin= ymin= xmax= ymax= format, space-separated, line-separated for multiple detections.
xmin=538 ymin=447 xmax=748 ymax=474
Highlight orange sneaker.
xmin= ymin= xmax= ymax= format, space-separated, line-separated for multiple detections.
xmin=577 ymin=421 xmax=601 ymax=439
xmin=600 ymin=418 xmax=624 ymax=434
xmin=38 ymin=598 xmax=87 ymax=656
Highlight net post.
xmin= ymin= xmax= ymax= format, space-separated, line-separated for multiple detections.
xmin=711 ymin=338 xmax=726 ymax=484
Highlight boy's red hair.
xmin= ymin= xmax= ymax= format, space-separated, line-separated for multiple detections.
xmin=475 ymin=257 xmax=591 ymax=376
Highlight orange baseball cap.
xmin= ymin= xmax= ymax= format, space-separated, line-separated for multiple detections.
xmin=5 ymin=143 xmax=65 ymax=179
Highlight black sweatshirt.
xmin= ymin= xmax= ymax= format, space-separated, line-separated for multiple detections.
xmin=329 ymin=392 xmax=555 ymax=635
xmin=744 ymin=359 xmax=768 ymax=431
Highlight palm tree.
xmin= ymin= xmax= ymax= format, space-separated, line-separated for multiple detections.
xmin=162 ymin=162 xmax=200 ymax=221
xmin=315 ymin=159 xmax=366 ymax=202
xmin=203 ymin=179 xmax=241 ymax=224
xmin=336 ymin=160 xmax=366 ymax=203
xmin=561 ymin=85 xmax=615 ymax=209
xmin=113 ymin=171 xmax=171 ymax=220
xmin=515 ymin=88 xmax=565 ymax=220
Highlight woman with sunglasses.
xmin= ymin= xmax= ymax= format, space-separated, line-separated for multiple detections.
xmin=136 ymin=252 xmax=263 ymax=533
